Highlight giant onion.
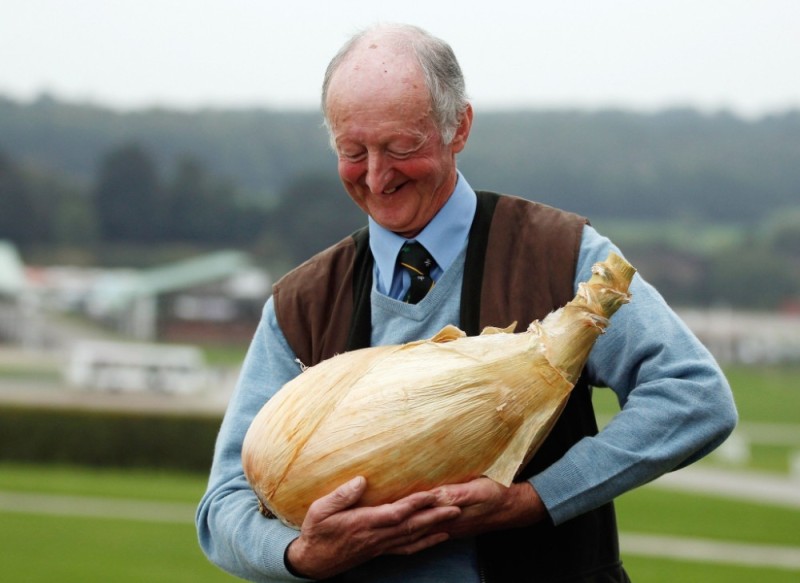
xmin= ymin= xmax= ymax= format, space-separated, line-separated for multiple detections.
xmin=243 ymin=252 xmax=636 ymax=528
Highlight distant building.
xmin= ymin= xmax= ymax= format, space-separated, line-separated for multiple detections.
xmin=86 ymin=250 xmax=271 ymax=343
xmin=65 ymin=339 xmax=208 ymax=394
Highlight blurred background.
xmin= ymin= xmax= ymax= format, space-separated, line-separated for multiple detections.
xmin=1 ymin=1 xmax=799 ymax=581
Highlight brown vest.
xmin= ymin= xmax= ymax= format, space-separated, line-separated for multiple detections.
xmin=272 ymin=191 xmax=628 ymax=582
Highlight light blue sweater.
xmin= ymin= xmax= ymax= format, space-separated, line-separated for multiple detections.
xmin=196 ymin=191 xmax=737 ymax=582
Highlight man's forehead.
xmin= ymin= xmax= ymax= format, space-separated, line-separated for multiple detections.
xmin=332 ymin=42 xmax=421 ymax=89
xmin=327 ymin=55 xmax=429 ymax=119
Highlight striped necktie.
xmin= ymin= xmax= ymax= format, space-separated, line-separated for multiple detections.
xmin=398 ymin=241 xmax=436 ymax=304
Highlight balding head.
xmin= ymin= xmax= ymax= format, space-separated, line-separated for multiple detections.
xmin=322 ymin=24 xmax=469 ymax=145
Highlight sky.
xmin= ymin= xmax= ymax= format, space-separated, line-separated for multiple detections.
xmin=2 ymin=0 xmax=799 ymax=117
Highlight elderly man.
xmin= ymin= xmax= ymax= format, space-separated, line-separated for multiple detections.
xmin=197 ymin=23 xmax=737 ymax=582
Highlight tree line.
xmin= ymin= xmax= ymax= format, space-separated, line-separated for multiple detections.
xmin=4 ymin=95 xmax=800 ymax=225
xmin=1 ymin=143 xmax=271 ymax=248
xmin=1 ymin=94 xmax=799 ymax=309
xmin=0 ymin=138 xmax=363 ymax=268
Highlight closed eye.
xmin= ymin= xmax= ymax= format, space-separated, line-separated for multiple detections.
xmin=340 ymin=151 xmax=366 ymax=163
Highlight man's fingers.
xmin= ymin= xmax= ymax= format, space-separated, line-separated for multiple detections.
xmin=380 ymin=506 xmax=460 ymax=556
xmin=408 ymin=504 xmax=461 ymax=530
xmin=374 ymin=504 xmax=460 ymax=551
xmin=305 ymin=476 xmax=367 ymax=522
xmin=385 ymin=531 xmax=451 ymax=555
xmin=365 ymin=489 xmax=466 ymax=534
xmin=364 ymin=491 xmax=436 ymax=528
xmin=433 ymin=478 xmax=490 ymax=507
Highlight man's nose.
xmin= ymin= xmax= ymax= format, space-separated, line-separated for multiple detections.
xmin=365 ymin=153 xmax=393 ymax=194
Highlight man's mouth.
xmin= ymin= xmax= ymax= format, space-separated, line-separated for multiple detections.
xmin=382 ymin=182 xmax=406 ymax=195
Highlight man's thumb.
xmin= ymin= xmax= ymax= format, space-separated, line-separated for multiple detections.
xmin=335 ymin=476 xmax=367 ymax=505
xmin=310 ymin=476 xmax=367 ymax=520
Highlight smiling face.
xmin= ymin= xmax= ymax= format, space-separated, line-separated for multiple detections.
xmin=325 ymin=41 xmax=472 ymax=238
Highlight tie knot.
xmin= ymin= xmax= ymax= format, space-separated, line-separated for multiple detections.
xmin=398 ymin=242 xmax=436 ymax=303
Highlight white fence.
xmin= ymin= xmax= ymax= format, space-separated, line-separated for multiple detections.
xmin=678 ymin=308 xmax=800 ymax=365
xmin=65 ymin=340 xmax=208 ymax=395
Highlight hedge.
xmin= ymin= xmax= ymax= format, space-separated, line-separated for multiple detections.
xmin=0 ymin=405 xmax=223 ymax=473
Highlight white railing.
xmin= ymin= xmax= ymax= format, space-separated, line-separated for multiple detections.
xmin=677 ymin=308 xmax=800 ymax=364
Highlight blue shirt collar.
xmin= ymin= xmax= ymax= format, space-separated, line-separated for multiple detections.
xmin=369 ymin=171 xmax=477 ymax=295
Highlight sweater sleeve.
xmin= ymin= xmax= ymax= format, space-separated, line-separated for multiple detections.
xmin=196 ymin=297 xmax=312 ymax=582
xmin=530 ymin=226 xmax=738 ymax=525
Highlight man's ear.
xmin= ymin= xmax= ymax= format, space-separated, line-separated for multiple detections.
xmin=450 ymin=103 xmax=473 ymax=154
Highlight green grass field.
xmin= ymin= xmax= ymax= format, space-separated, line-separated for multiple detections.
xmin=0 ymin=464 xmax=236 ymax=582
xmin=0 ymin=512 xmax=233 ymax=582
xmin=619 ymin=557 xmax=800 ymax=583
xmin=1 ymin=463 xmax=797 ymax=582
xmin=0 ymin=364 xmax=798 ymax=581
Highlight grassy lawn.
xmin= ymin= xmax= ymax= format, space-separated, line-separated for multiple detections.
xmin=0 ymin=463 xmax=235 ymax=582
xmin=0 ymin=463 xmax=208 ymax=502
xmin=620 ymin=556 xmax=800 ymax=583
xmin=616 ymin=487 xmax=800 ymax=548
xmin=0 ymin=512 xmax=238 ymax=582
xmin=1 ymin=460 xmax=799 ymax=581
xmin=721 ymin=365 xmax=800 ymax=425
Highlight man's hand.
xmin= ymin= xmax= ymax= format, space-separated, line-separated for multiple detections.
xmin=285 ymin=476 xmax=461 ymax=580
xmin=430 ymin=477 xmax=547 ymax=539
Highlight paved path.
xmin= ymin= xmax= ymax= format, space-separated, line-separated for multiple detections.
xmin=0 ymin=491 xmax=195 ymax=524
xmin=619 ymin=532 xmax=800 ymax=570
xmin=651 ymin=465 xmax=800 ymax=508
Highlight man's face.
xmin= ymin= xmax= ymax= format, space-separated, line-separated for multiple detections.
xmin=325 ymin=51 xmax=471 ymax=239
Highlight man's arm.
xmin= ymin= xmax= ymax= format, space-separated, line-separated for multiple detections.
xmin=196 ymin=298 xmax=309 ymax=581
xmin=531 ymin=226 xmax=738 ymax=524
